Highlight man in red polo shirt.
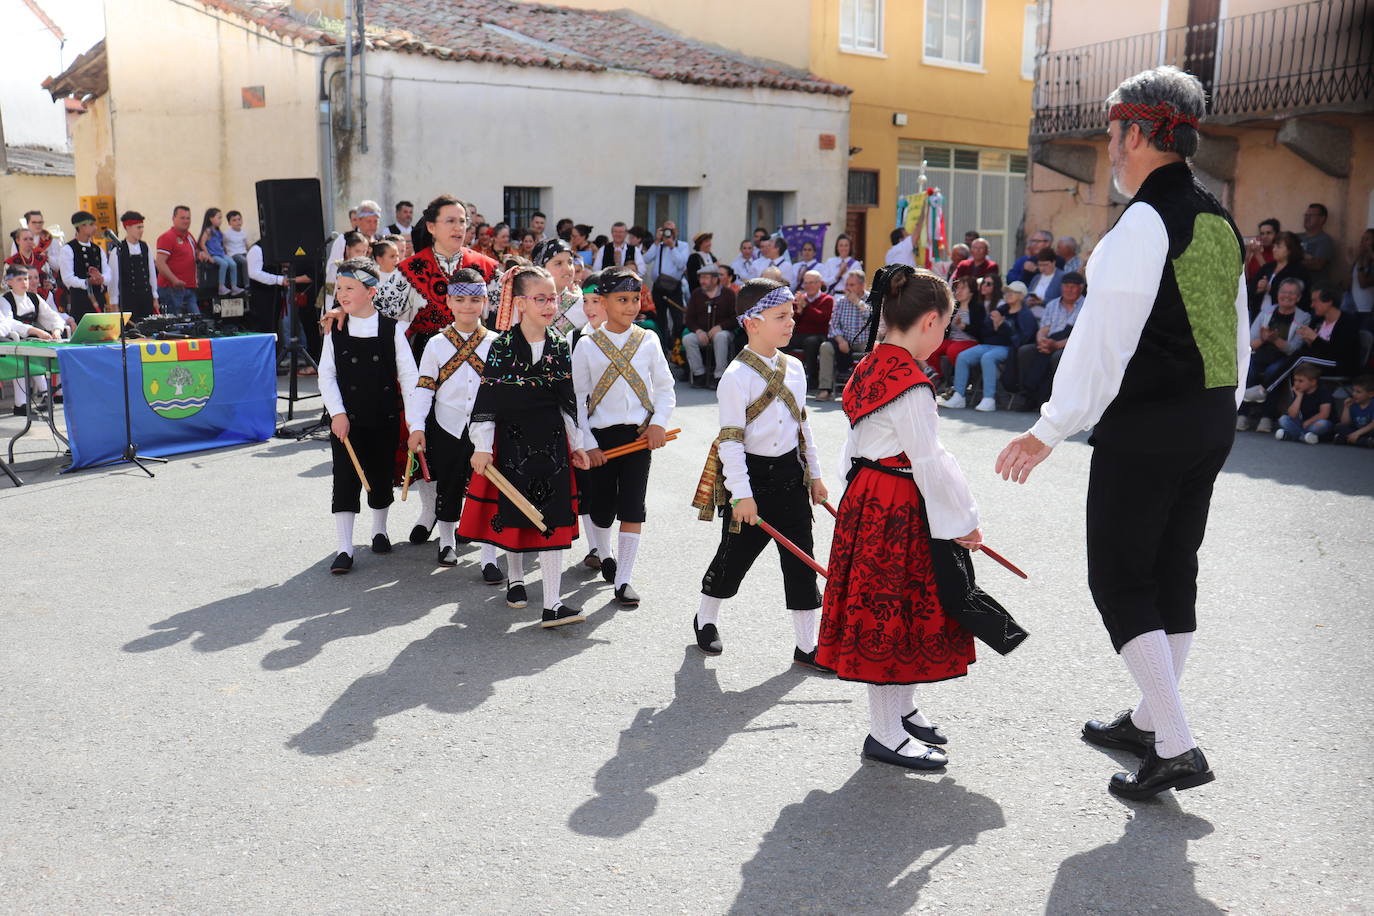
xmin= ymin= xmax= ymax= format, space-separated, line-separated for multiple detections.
xmin=951 ymin=237 xmax=1000 ymax=284
xmin=155 ymin=205 xmax=200 ymax=315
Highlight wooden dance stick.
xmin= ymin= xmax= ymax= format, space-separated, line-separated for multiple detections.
xmin=821 ymin=500 xmax=838 ymax=519
xmin=342 ymin=436 xmax=371 ymax=493
xmin=417 ymin=448 xmax=432 ymax=482
xmin=482 ymin=466 xmax=548 ymax=532
xmin=401 ymin=449 xmax=414 ymax=501
xmin=974 ymin=544 xmax=1029 ymax=579
xmin=600 ymin=429 xmax=682 ymax=460
xmin=757 ymin=518 xmax=827 ymax=579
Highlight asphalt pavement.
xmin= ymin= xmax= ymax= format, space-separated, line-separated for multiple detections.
xmin=1 ymin=378 xmax=1371 ymax=914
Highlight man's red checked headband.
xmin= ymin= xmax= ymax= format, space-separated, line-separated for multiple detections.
xmin=1108 ymin=102 xmax=1200 ymax=145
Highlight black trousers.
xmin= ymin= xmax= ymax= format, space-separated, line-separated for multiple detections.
xmin=796 ymin=333 xmax=826 ymax=387
xmin=1086 ymin=443 xmax=1231 ymax=652
xmin=586 ymin=424 xmax=651 ymax=528
xmin=428 ymin=421 xmax=475 ymax=523
xmin=700 ymin=450 xmax=820 ymax=610
xmin=330 ymin=423 xmax=396 ymax=513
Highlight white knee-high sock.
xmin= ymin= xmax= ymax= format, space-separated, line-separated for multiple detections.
xmin=790 ymin=607 xmax=818 ymax=653
xmin=480 ymin=543 xmax=497 ymax=566
xmin=580 ymin=515 xmax=596 ymax=550
xmin=867 ymin=685 xmax=922 ymax=756
xmin=335 ymin=512 xmax=356 ymax=556
xmin=592 ymin=524 xmax=614 ymax=560
xmin=697 ymin=595 xmax=722 ymax=627
xmin=901 ymin=685 xmax=934 ymax=729
xmin=371 ymin=507 xmax=389 ymax=538
xmin=615 ymin=532 xmax=640 ymax=587
xmin=438 ymin=521 xmax=455 ymax=550
xmin=1120 ymin=630 xmax=1195 ymax=758
xmin=416 ymin=480 xmax=437 ymax=529
xmin=1132 ymin=632 xmax=1194 ymax=731
xmin=539 ymin=550 xmax=564 ymax=609
xmin=506 ymin=552 xmax=525 ymax=584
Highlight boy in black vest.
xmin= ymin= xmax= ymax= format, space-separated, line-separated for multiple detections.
xmin=2 ymin=264 xmax=61 ymax=415
xmin=108 ymin=211 xmax=158 ymax=319
xmin=59 ymin=211 xmax=108 ymax=319
xmin=318 ymin=257 xmax=419 ymax=574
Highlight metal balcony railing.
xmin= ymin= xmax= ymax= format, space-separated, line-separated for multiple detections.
xmin=1031 ymin=0 xmax=1374 ymax=139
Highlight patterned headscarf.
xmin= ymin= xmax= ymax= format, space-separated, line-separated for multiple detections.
xmin=532 ymin=238 xmax=574 ymax=267
xmin=736 ymin=284 xmax=794 ymax=327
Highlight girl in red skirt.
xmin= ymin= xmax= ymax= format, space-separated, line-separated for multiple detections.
xmin=460 ymin=266 xmax=591 ymax=628
xmin=816 ymin=266 xmax=984 ymax=771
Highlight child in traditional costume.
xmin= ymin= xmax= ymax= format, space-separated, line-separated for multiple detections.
xmin=572 ymin=268 xmax=675 ymax=606
xmin=690 ymin=278 xmax=829 ymax=667
xmin=319 ymin=258 xmax=419 ymax=574
xmin=459 ymin=266 xmax=592 ymax=628
xmin=406 ymin=268 xmax=502 ymax=579
xmin=816 ymin=266 xmax=984 ymax=771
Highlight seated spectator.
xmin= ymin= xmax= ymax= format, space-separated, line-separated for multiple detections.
xmin=197 ymin=208 xmax=239 ymax=296
xmin=951 ymin=237 xmax=999 ymax=284
xmin=932 ymin=276 xmax=983 ymax=390
xmin=1056 ymin=237 xmax=1082 ymax=273
xmin=1294 ymin=287 xmax=1362 ymax=377
xmin=792 ymin=240 xmax=822 ymax=291
xmin=976 ymin=273 xmax=1002 ymax=315
xmin=1274 ymin=363 xmax=1333 ymax=444
xmin=791 ymin=269 xmax=833 ymax=388
xmin=947 ymin=280 xmax=1038 ymax=411
xmin=821 ymin=233 xmax=862 ymax=295
xmin=938 ymin=244 xmax=969 ymax=280
xmin=223 ymin=210 xmax=250 ymax=293
xmin=1351 ymin=228 xmax=1373 ymax=331
xmin=1009 ymin=230 xmax=1057 ymax=284
xmin=1334 ymin=374 xmax=1374 ymax=447
xmin=1244 ymin=218 xmax=1279 ymax=285
xmin=1013 ymin=271 xmax=1086 ymax=409
xmin=1244 ymin=278 xmax=1311 ymax=395
xmin=1024 ymin=247 xmax=1063 ymax=316
xmin=1300 ymin=202 xmax=1337 ymax=288
xmin=816 ymin=268 xmax=871 ymax=401
xmin=1252 ymin=231 xmax=1309 ymax=316
xmin=683 ymin=262 xmax=737 ymax=388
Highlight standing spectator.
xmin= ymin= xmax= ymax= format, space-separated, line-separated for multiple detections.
xmin=156 ymin=205 xmax=201 ymax=316
xmin=1252 ymin=231 xmax=1310 ymax=315
xmin=884 ymin=227 xmax=916 ymax=268
xmin=645 ymin=222 xmax=690 ymax=345
xmin=9 ymin=210 xmax=53 ymax=258
xmin=1299 ymin=202 xmax=1337 ymax=288
xmin=752 ymin=226 xmax=770 ymax=251
xmin=1056 ymin=237 xmax=1083 ymax=274
xmin=529 ymin=211 xmax=549 ymax=240
xmin=821 ymin=233 xmax=862 ymax=294
xmin=950 ymin=280 xmax=1039 ymax=411
xmin=593 ymin=222 xmax=645 ymax=273
xmin=1024 ymin=247 xmax=1063 ymax=315
xmin=387 ymin=200 xmax=414 ymax=237
xmin=555 ymin=218 xmax=575 ymax=241
xmin=931 ymin=276 xmax=983 ymax=390
xmin=719 ymin=262 xmax=739 ymax=294
xmin=815 ymin=268 xmax=870 ymax=401
xmin=6 ymin=228 xmax=55 ymax=300
xmin=569 ymin=224 xmax=595 ymax=266
xmin=489 ymin=223 xmax=512 ymax=259
xmin=732 ymin=239 xmax=759 ymax=284
xmin=1274 ymin=363 xmax=1333 ymax=443
xmin=222 ymin=210 xmax=250 ymax=294
xmin=629 ymin=225 xmax=651 ymax=256
xmin=792 ymin=269 xmax=834 ymax=388
xmin=1244 ymin=218 xmax=1280 ymax=284
xmin=1350 ymin=228 xmax=1373 ymax=330
xmin=685 ymin=233 xmax=717 ymax=294
xmin=683 ymin=262 xmax=737 ymax=388
xmin=326 ymin=199 xmax=381 ymax=304
xmin=517 ymin=228 xmax=538 ymax=258
xmin=58 ymin=210 xmax=109 ymax=319
xmin=107 ymin=211 xmax=159 ymax=318
xmin=1334 ymin=374 xmax=1374 ymax=446
xmin=198 ymin=208 xmax=239 ymax=295
xmin=792 ymin=240 xmax=822 ymax=291
xmin=1014 ymin=271 xmax=1086 ymax=408
xmin=951 ymin=237 xmax=999 ymax=284
xmin=1009 ymin=230 xmax=1056 ymax=284
xmin=756 ymin=236 xmax=796 ymax=287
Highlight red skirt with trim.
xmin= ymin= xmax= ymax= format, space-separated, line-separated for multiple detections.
xmin=816 ymin=456 xmax=975 ymax=685
xmin=457 ymin=465 xmax=580 ymax=553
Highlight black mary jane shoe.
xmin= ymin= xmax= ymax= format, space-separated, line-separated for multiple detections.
xmin=862 ymin=735 xmax=948 ymax=771
xmin=408 ymin=524 xmax=433 ymax=546
xmin=371 ymin=533 xmax=392 ymax=554
xmin=436 ymin=546 xmax=458 ymax=567
xmin=901 ymin=710 xmax=947 ymax=745
xmin=455 ymin=535 xmax=472 ymax=546
xmin=582 ymin=549 xmax=601 ymax=570
xmin=693 ymin=615 xmax=722 ymax=656
xmin=481 ymin=562 xmax=504 ymax=585
xmin=505 ymin=581 xmax=528 ymax=609
xmin=541 ymin=603 xmax=586 ymax=629
xmin=614 ymin=583 xmax=640 ymax=607
xmin=792 ymin=646 xmax=833 ymax=673
xmin=600 ymin=556 xmax=618 ymax=585
xmin=1083 ymin=709 xmax=1155 ymax=758
xmin=329 ymin=552 xmax=354 ymax=575
xmin=1109 ymin=746 xmax=1214 ymax=801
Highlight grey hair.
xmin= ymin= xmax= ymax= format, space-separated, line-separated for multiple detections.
xmin=1106 ymin=65 xmax=1205 ymax=157
xmin=1057 ymin=236 xmax=1079 ymax=251
xmin=844 ymin=267 xmax=867 ymax=284
xmin=1276 ymin=277 xmax=1306 ymax=295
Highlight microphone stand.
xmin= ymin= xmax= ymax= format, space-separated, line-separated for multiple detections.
xmin=93 ymin=311 xmax=167 ymax=476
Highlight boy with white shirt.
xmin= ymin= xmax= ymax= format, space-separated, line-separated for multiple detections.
xmin=318 ymin=258 xmax=419 ymax=574
xmin=690 ymin=278 xmax=829 ymax=668
xmin=2 ymin=265 xmax=61 ymax=416
xmin=405 ymin=268 xmax=501 ymax=576
xmin=573 ymin=268 xmax=676 ymax=606
xmin=222 ymin=211 xmax=250 ymax=294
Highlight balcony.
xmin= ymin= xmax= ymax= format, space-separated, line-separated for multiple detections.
xmin=1031 ymin=0 xmax=1373 ymax=140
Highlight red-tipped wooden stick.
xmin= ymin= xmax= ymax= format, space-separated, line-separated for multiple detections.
xmin=757 ymin=518 xmax=827 ymax=579
xmin=821 ymin=500 xmax=838 ymax=519
xmin=417 ymin=449 xmax=432 ymax=482
xmin=975 ymin=544 xmax=1028 ymax=579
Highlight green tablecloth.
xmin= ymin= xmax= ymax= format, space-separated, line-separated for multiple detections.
xmin=0 ymin=339 xmax=72 ymax=381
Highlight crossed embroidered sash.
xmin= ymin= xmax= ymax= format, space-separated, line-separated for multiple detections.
xmin=418 ymin=324 xmax=487 ymax=390
xmin=586 ymin=326 xmax=654 ymax=421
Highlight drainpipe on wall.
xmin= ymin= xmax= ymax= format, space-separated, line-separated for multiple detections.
xmin=318 ymin=47 xmax=345 ymax=226
xmin=356 ymin=0 xmax=367 ymax=154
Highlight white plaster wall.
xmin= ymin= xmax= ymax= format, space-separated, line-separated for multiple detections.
xmin=0 ymin=0 xmax=70 ymax=150
xmin=341 ymin=53 xmax=850 ymax=244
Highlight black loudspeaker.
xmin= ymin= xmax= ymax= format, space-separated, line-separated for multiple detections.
xmin=255 ymin=178 xmax=325 ymax=266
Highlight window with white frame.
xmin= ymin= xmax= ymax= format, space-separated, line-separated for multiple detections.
xmin=924 ymin=0 xmax=983 ymax=68
xmin=1021 ymin=4 xmax=1039 ymax=79
xmin=840 ymin=0 xmax=884 ymax=54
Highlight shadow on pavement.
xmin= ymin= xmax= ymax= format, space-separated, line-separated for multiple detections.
xmin=568 ymin=647 xmax=812 ymax=838
xmin=1046 ymin=799 xmax=1220 ymax=914
xmin=728 ymin=767 xmax=1005 ymax=915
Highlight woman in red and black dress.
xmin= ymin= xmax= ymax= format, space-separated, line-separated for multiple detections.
xmin=817 ymin=266 xmax=984 ymax=771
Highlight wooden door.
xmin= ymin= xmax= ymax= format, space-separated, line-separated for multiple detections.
xmin=1184 ymin=0 xmax=1221 ymax=95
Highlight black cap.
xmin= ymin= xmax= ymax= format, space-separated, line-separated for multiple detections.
xmin=1063 ymin=270 xmax=1086 ymax=285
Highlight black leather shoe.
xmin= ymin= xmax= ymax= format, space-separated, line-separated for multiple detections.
xmin=436 ymin=546 xmax=458 ymax=567
xmin=615 ymin=583 xmax=640 ymax=607
xmin=481 ymin=562 xmax=503 ymax=585
xmin=862 ymin=735 xmax=948 ymax=771
xmin=582 ymin=549 xmax=601 ymax=570
xmin=901 ymin=710 xmax=947 ymax=745
xmin=693 ymin=615 xmax=722 ymax=655
xmin=506 ymin=581 xmax=528 ymax=609
xmin=455 ymin=535 xmax=471 ymax=545
xmin=408 ymin=524 xmax=433 ymax=545
xmin=1083 ymin=709 xmax=1155 ymax=758
xmin=1109 ymin=747 xmax=1214 ymax=800
xmin=371 ymin=533 xmax=392 ymax=554
xmin=541 ymin=603 xmax=586 ymax=628
xmin=792 ymin=646 xmax=833 ymax=673
xmin=600 ymin=557 xmax=617 ymax=584
xmin=329 ymin=552 xmax=353 ymax=575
